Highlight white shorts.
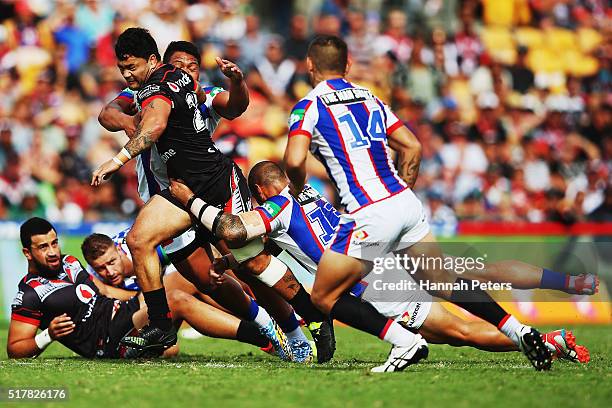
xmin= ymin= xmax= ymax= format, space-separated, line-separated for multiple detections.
xmin=351 ymin=258 xmax=432 ymax=330
xmin=329 ymin=188 xmax=430 ymax=261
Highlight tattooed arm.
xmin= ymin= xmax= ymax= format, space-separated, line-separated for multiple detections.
xmin=91 ymin=99 xmax=171 ymax=186
xmin=387 ymin=125 xmax=422 ymax=189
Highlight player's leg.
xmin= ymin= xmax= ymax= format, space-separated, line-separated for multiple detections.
xmin=399 ymin=232 xmax=552 ymax=370
xmin=236 ymin=249 xmax=327 ymax=362
xmin=121 ymin=195 xmax=193 ymax=353
xmin=312 ymin=249 xmax=428 ymax=372
xmin=460 ymin=259 xmax=598 ymax=295
xmin=166 ymin=289 xmax=270 ymax=349
xmin=418 ymin=303 xmax=517 ymax=352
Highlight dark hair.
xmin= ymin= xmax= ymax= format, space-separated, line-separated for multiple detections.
xmin=20 ymin=217 xmax=55 ymax=248
xmin=115 ymin=27 xmax=161 ymax=62
xmin=163 ymin=41 xmax=201 ymax=66
xmin=307 ymin=35 xmax=348 ymax=74
xmin=247 ymin=161 xmax=287 ymax=195
xmin=81 ymin=233 xmax=114 ymax=263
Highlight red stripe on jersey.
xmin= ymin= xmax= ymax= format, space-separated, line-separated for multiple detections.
xmin=288 ymin=129 xmax=312 ymax=138
xmin=323 ymin=105 xmax=373 ymax=203
xmin=387 ymin=120 xmax=403 ymax=135
xmin=117 ymin=94 xmax=133 ymax=102
xmin=142 ymin=95 xmax=171 ymax=109
xmin=255 ymin=208 xmax=272 ymax=233
xmin=11 ymin=313 xmax=41 ymax=327
xmin=348 ymin=186 xmax=408 ymax=215
xmin=160 ymin=65 xmax=178 ymax=82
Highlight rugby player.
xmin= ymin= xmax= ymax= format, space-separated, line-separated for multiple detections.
xmin=281 ymin=35 xmax=555 ymax=372
xmin=169 ymin=162 xmax=590 ymax=364
xmin=7 ymin=218 xmax=274 ymax=359
xmin=92 ymin=28 xmax=333 ymax=360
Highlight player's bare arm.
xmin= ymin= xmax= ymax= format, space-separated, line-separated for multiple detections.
xmin=7 ymin=314 xmax=74 ymax=359
xmin=91 ymin=99 xmax=171 ymax=186
xmin=98 ymin=96 xmax=138 ymax=137
xmin=283 ymin=134 xmax=310 ymax=196
xmin=91 ymin=275 xmax=138 ymax=301
xmin=387 ymin=125 xmax=422 ymax=188
xmin=169 ymin=179 xmax=266 ymax=247
xmin=212 ymin=57 xmax=249 ymax=119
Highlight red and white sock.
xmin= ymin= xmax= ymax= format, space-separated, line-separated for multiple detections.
xmin=498 ymin=314 xmax=526 ymax=346
xmin=381 ymin=320 xmax=418 ymax=347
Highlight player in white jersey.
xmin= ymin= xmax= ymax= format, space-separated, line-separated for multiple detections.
xmin=283 ymin=35 xmax=554 ymax=372
xmin=169 ymin=161 xmax=591 ymax=364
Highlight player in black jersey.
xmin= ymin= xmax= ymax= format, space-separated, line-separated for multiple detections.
xmin=91 ymin=29 xmax=329 ymax=359
xmin=7 ymin=218 xmax=277 ymax=359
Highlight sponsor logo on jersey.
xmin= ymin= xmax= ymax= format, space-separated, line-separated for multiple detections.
xmin=12 ymin=290 xmax=23 ymax=306
xmin=297 ymin=185 xmax=321 ymax=205
xmin=207 ymin=86 xmax=224 ymax=98
xmin=353 ymin=230 xmax=369 ymax=241
xmin=81 ymin=293 xmax=98 ymax=322
xmin=289 ymin=109 xmax=305 ymax=127
xmin=76 ymin=284 xmax=96 ymax=304
xmin=173 ymin=71 xmax=192 ymax=89
xmin=320 ymin=88 xmax=375 ymax=106
xmin=160 ymin=149 xmax=176 ymax=162
xmin=138 ymin=84 xmax=161 ymax=100
xmin=64 ymin=256 xmax=83 ymax=282
xmin=261 ymin=201 xmax=282 ymax=218
xmin=168 ymin=82 xmax=180 ymax=92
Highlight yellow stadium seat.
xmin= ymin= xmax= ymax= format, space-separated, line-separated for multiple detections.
xmin=564 ymin=51 xmax=600 ymax=77
xmin=514 ymin=27 xmax=544 ymax=48
xmin=481 ymin=26 xmax=515 ymax=52
xmin=545 ymin=28 xmax=577 ymax=51
xmin=527 ymin=48 xmax=564 ymax=73
xmin=577 ymin=28 xmax=603 ymax=54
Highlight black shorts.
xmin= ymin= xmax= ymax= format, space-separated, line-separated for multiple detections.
xmin=102 ymin=297 xmax=140 ymax=358
xmin=157 ymin=163 xmax=252 ymax=245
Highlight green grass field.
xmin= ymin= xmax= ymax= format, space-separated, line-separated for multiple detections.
xmin=0 ymin=324 xmax=610 ymax=408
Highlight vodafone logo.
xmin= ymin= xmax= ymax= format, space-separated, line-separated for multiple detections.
xmin=76 ymin=284 xmax=96 ymax=303
xmin=168 ymin=82 xmax=180 ymax=92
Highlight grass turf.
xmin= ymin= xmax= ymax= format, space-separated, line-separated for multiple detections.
xmin=0 ymin=325 xmax=610 ymax=408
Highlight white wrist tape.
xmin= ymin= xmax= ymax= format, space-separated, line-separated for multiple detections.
xmin=190 ymin=198 xmax=222 ymax=231
xmin=120 ymin=147 xmax=132 ymax=160
xmin=255 ymin=255 xmax=288 ymax=287
xmin=34 ymin=329 xmax=53 ymax=350
xmin=229 ymin=238 xmax=264 ymax=263
xmin=112 ymin=156 xmax=124 ymax=166
xmin=238 ymin=212 xmax=267 ymax=240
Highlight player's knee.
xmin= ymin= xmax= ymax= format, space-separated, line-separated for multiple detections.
xmin=447 ymin=322 xmax=471 ymax=345
xmin=237 ymin=252 xmax=270 ymax=276
xmin=310 ymin=290 xmax=331 ymax=314
xmin=166 ymin=289 xmax=191 ymax=313
xmin=126 ymin=228 xmax=149 ymax=254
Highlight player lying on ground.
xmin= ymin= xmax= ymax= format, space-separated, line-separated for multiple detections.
xmin=81 ymin=230 xmax=312 ymax=359
xmin=7 ymin=218 xmax=277 ymax=359
xmin=282 ymin=35 xmax=559 ymax=372
xmin=93 ymin=30 xmax=332 ymax=362
xmin=170 ymin=163 xmax=590 ymax=364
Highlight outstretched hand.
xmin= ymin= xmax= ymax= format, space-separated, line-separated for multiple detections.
xmin=216 ymin=57 xmax=244 ymax=82
xmin=91 ymin=158 xmax=122 ymax=186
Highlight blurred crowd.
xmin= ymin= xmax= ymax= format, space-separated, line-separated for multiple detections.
xmin=0 ymin=0 xmax=610 ymax=226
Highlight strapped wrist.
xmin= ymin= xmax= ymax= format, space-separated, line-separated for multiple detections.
xmin=34 ymin=328 xmax=53 ymax=350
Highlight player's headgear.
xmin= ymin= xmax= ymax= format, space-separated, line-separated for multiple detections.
xmin=20 ymin=217 xmax=55 ymax=248
xmin=163 ymin=41 xmax=201 ymax=66
xmin=115 ymin=27 xmax=161 ymax=62
xmin=307 ymin=35 xmax=348 ymax=74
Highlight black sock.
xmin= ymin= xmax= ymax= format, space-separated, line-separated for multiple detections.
xmin=143 ymin=288 xmax=172 ymax=331
xmin=330 ymin=294 xmax=388 ymax=338
xmin=288 ymin=286 xmax=325 ymax=323
xmin=236 ymin=321 xmax=269 ymax=348
xmin=449 ymin=278 xmax=507 ymax=327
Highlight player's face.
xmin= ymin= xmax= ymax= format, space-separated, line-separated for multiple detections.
xmin=23 ymin=230 xmax=61 ymax=276
xmin=169 ymin=51 xmax=200 ymax=82
xmin=88 ymin=245 xmax=125 ymax=286
xmin=117 ymin=55 xmax=153 ymax=90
